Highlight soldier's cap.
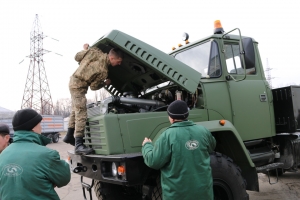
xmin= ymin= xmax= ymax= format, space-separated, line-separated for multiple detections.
xmin=0 ymin=123 xmax=10 ymax=135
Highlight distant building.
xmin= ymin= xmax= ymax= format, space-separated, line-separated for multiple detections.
xmin=0 ymin=106 xmax=13 ymax=112
xmin=0 ymin=106 xmax=15 ymax=119
xmin=0 ymin=106 xmax=15 ymax=135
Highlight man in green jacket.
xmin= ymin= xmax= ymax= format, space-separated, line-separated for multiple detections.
xmin=0 ymin=108 xmax=71 ymax=200
xmin=142 ymin=100 xmax=216 ymax=200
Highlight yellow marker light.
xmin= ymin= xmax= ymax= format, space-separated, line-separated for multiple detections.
xmin=219 ymin=120 xmax=226 ymax=126
xmin=172 ymin=47 xmax=176 ymax=50
xmin=185 ymin=40 xmax=189 ymax=44
xmin=214 ymin=20 xmax=224 ymax=34
xmin=214 ymin=20 xmax=222 ymax=29
xmin=118 ymin=165 xmax=126 ymax=175
xmin=178 ymin=43 xmax=182 ymax=47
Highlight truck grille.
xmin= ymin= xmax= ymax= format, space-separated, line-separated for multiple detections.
xmin=84 ymin=118 xmax=106 ymax=151
xmin=87 ymin=106 xmax=101 ymax=118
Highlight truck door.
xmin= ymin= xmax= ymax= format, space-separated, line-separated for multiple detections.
xmin=224 ymin=42 xmax=273 ymax=141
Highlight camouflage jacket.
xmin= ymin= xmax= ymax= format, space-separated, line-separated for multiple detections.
xmin=70 ymin=47 xmax=110 ymax=90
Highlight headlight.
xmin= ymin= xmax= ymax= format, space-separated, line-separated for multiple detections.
xmin=112 ymin=162 xmax=117 ymax=177
xmin=182 ymin=32 xmax=189 ymax=41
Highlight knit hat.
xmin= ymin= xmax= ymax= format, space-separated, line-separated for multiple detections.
xmin=12 ymin=108 xmax=43 ymax=131
xmin=167 ymin=100 xmax=189 ymax=120
xmin=0 ymin=123 xmax=10 ymax=135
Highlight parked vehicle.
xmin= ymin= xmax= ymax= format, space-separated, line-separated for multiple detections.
xmin=67 ymin=21 xmax=300 ymax=200
xmin=0 ymin=115 xmax=64 ymax=143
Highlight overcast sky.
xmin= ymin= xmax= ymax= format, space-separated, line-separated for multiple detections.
xmin=0 ymin=0 xmax=299 ymax=111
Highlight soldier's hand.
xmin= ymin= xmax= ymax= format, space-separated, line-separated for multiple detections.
xmin=83 ymin=43 xmax=89 ymax=50
xmin=105 ymin=79 xmax=111 ymax=85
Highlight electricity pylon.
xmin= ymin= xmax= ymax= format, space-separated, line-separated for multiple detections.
xmin=21 ymin=14 xmax=54 ymax=114
xmin=265 ymin=58 xmax=275 ymax=89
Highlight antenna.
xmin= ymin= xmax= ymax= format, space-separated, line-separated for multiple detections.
xmin=21 ymin=14 xmax=55 ymax=114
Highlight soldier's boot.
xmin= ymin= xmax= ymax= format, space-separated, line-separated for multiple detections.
xmin=63 ymin=128 xmax=75 ymax=146
xmin=75 ymin=137 xmax=94 ymax=155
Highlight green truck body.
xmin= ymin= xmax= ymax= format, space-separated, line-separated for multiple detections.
xmin=68 ymin=23 xmax=300 ymax=200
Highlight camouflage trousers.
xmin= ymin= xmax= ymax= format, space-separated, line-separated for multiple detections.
xmin=68 ymin=88 xmax=88 ymax=137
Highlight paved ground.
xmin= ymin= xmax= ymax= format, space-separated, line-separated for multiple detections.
xmin=49 ymin=137 xmax=97 ymax=200
xmin=49 ymin=136 xmax=300 ymax=200
xmin=248 ymin=172 xmax=300 ymax=200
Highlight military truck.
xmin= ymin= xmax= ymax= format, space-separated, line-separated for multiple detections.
xmin=67 ymin=20 xmax=300 ymax=200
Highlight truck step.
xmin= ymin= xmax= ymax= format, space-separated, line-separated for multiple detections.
xmin=256 ymin=163 xmax=284 ymax=185
xmin=256 ymin=162 xmax=284 ymax=173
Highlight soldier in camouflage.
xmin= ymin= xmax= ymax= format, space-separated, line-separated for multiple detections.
xmin=64 ymin=44 xmax=123 ymax=155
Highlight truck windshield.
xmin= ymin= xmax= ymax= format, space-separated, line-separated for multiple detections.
xmin=174 ymin=40 xmax=221 ymax=78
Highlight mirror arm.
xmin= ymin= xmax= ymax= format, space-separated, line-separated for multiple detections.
xmin=222 ymin=28 xmax=246 ymax=82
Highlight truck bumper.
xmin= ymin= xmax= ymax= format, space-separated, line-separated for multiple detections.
xmin=67 ymin=151 xmax=151 ymax=186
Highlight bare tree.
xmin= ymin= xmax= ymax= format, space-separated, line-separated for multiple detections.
xmin=97 ymin=88 xmax=110 ymax=101
xmin=53 ymin=98 xmax=72 ymax=118
xmin=41 ymin=101 xmax=53 ymax=115
xmin=53 ymin=89 xmax=110 ymax=118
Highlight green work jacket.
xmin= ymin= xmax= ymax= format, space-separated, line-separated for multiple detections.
xmin=0 ymin=131 xmax=71 ymax=200
xmin=142 ymin=121 xmax=216 ymax=200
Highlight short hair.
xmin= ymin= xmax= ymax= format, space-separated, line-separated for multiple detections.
xmin=109 ymin=48 xmax=124 ymax=59
xmin=0 ymin=133 xmax=7 ymax=137
xmin=0 ymin=123 xmax=10 ymax=137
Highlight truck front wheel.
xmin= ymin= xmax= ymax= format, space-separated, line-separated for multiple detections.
xmin=144 ymin=153 xmax=249 ymax=200
xmin=94 ymin=180 xmax=142 ymax=200
xmin=211 ymin=152 xmax=249 ymax=200
xmin=94 ymin=181 xmax=124 ymax=200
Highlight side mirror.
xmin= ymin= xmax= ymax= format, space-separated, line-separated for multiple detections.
xmin=242 ymin=38 xmax=255 ymax=69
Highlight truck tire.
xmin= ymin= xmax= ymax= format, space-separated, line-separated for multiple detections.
xmin=53 ymin=133 xmax=59 ymax=143
xmin=142 ymin=175 xmax=162 ymax=200
xmin=211 ymin=152 xmax=249 ymax=200
xmin=145 ymin=153 xmax=249 ymax=200
xmin=94 ymin=180 xmax=142 ymax=200
xmin=150 ymin=176 xmax=162 ymax=200
xmin=47 ymin=134 xmax=53 ymax=143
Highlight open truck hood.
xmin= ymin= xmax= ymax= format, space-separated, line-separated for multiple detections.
xmin=92 ymin=30 xmax=201 ymax=95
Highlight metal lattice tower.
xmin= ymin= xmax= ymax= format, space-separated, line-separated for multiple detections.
xmin=21 ymin=14 xmax=53 ymax=114
xmin=265 ymin=58 xmax=273 ymax=89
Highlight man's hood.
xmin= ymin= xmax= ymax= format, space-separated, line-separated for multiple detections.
xmin=13 ymin=130 xmax=51 ymax=146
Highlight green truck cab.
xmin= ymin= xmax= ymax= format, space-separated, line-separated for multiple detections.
xmin=68 ymin=21 xmax=300 ymax=200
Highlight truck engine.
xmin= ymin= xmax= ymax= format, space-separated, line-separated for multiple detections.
xmin=87 ymin=84 xmax=200 ymax=117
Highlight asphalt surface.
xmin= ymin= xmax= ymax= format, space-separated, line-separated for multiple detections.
xmin=49 ymin=136 xmax=300 ymax=200
xmin=48 ymin=138 xmax=97 ymax=200
xmin=248 ymin=172 xmax=300 ymax=200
